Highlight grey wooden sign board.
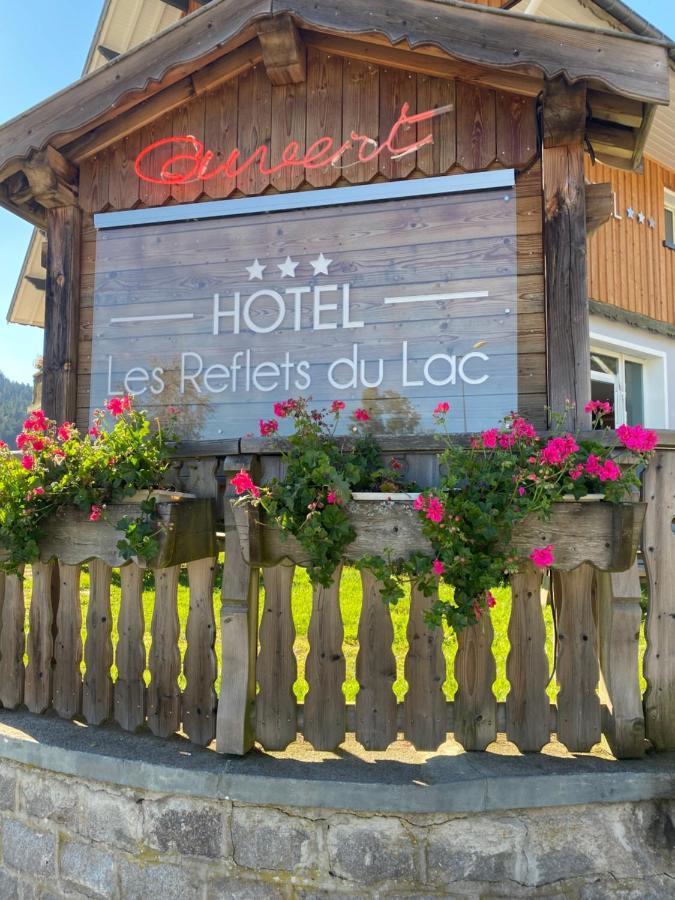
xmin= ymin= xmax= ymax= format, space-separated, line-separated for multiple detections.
xmin=91 ymin=171 xmax=517 ymax=439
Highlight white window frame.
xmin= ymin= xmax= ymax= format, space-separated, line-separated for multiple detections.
xmin=665 ymin=188 xmax=675 ymax=250
xmin=590 ymin=333 xmax=668 ymax=428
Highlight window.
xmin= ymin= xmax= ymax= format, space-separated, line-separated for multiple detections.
xmin=665 ymin=188 xmax=675 ymax=250
xmin=590 ymin=335 xmax=667 ymax=429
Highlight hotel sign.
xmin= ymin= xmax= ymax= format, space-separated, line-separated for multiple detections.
xmin=91 ymin=172 xmax=517 ymax=439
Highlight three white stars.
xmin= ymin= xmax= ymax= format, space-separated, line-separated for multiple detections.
xmin=244 ymin=253 xmax=332 ymax=280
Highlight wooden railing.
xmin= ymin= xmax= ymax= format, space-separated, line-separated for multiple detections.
xmin=0 ymin=450 xmax=673 ymax=761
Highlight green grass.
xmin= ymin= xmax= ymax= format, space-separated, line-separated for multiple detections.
xmin=21 ymin=562 xmax=648 ymax=703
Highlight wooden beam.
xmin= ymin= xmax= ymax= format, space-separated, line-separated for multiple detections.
xmin=42 ymin=206 xmax=81 ymax=423
xmin=302 ymin=31 xmax=541 ymax=97
xmin=585 ymin=181 xmax=613 ymax=235
xmin=23 ymin=146 xmax=78 ymax=209
xmin=542 ymin=78 xmax=591 ymax=430
xmin=587 ymin=122 xmax=638 ymax=160
xmin=587 ymin=90 xmax=643 ymax=129
xmin=257 ymin=14 xmax=306 ymax=84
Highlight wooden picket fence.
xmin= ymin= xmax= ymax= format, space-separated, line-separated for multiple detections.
xmin=0 ymin=450 xmax=673 ymax=760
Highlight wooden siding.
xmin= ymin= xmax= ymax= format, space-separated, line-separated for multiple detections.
xmin=586 ymin=155 xmax=675 ymax=325
xmin=76 ymin=51 xmax=545 ymax=433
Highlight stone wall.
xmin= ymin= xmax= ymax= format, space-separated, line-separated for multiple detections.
xmin=0 ymin=758 xmax=672 ymax=899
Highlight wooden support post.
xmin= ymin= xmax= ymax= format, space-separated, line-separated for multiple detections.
xmin=216 ymin=456 xmax=261 ymax=755
xmin=542 ymin=78 xmax=590 ymax=430
xmin=257 ymin=14 xmax=306 ymax=85
xmin=595 ymin=565 xmax=645 ymax=758
xmin=43 ymin=205 xmax=81 ymax=423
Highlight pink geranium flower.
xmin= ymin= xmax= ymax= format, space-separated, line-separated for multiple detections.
xmin=57 ymin=423 xmax=75 ymax=442
xmin=616 ymin=424 xmax=658 ymax=453
xmin=259 ymin=418 xmax=279 ymax=437
xmin=21 ymin=455 xmax=34 ymax=470
xmin=530 ymin=544 xmax=555 ymax=569
xmin=331 ymin=400 xmax=346 ymax=413
xmin=481 ymin=428 xmax=498 ymax=449
xmin=16 ymin=432 xmax=29 ymax=450
xmin=510 ymin=416 xmax=537 ymax=441
xmin=413 ymin=495 xmax=426 ymax=511
xmin=231 ymin=469 xmax=260 ymax=498
xmin=486 ymin=590 xmax=497 ymax=609
xmin=425 ymin=497 xmax=444 ymax=524
xmin=540 ymin=435 xmax=579 ymax=467
xmin=597 ymin=459 xmax=621 ymax=482
xmin=433 ymin=402 xmax=450 ymax=415
xmin=432 ymin=559 xmax=445 ymax=576
xmin=354 ymin=408 xmax=370 ymax=422
xmin=585 ymin=400 xmax=612 ymax=416
xmin=327 ymin=491 xmax=337 ymax=505
xmin=518 ymin=486 xmax=526 ymax=496
xmin=106 ymin=397 xmax=125 ymax=416
xmin=89 ymin=505 xmax=103 ymax=522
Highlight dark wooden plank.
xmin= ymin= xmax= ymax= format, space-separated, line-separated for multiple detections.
xmin=0 ymin=571 xmax=25 ymax=709
xmin=379 ymin=67 xmax=417 ymax=180
xmin=554 ymin=564 xmax=601 ymax=752
xmin=53 ymin=563 xmax=83 ymax=720
xmin=496 ymin=91 xmax=537 ymax=169
xmin=24 ymin=561 xmax=56 ymax=714
xmin=43 ymin=206 xmax=81 ymax=423
xmin=147 ymin=565 xmax=182 ymax=738
xmin=171 ymin=94 xmax=206 ymax=203
xmin=108 ymin=132 xmax=141 ymax=211
xmin=183 ymin=557 xmax=218 ymax=745
xmin=453 ymin=614 xmax=497 ymax=750
xmin=403 ymin=584 xmax=447 ymax=750
xmin=256 ymin=565 xmax=298 ymax=749
xmin=304 ymin=565 xmax=346 ymax=750
xmin=355 ymin=569 xmax=397 ymax=750
xmin=139 ymin=113 xmax=173 ymax=208
xmin=305 ymin=47 xmax=342 ymax=188
xmin=114 ymin=563 xmax=146 ymax=732
xmin=342 ymin=58 xmax=379 ymax=184
xmin=417 ymin=75 xmax=456 ymax=176
xmin=506 ymin=564 xmax=550 ymax=751
xmin=270 ymin=81 xmax=307 ymax=192
xmin=456 ymin=82 xmax=496 ymax=171
xmin=202 ymin=79 xmax=239 ymax=200
xmin=83 ymin=559 xmax=114 ymax=725
xmin=236 ymin=65 xmax=272 ymax=195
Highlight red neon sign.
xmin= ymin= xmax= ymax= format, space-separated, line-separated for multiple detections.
xmin=134 ymin=102 xmax=453 ymax=186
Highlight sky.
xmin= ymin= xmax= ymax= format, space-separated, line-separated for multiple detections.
xmin=0 ymin=0 xmax=672 ymax=385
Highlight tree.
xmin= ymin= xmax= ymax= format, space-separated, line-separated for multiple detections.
xmin=0 ymin=371 xmax=32 ymax=445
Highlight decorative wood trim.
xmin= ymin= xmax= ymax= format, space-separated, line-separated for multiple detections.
xmin=585 ymin=181 xmax=613 ymax=235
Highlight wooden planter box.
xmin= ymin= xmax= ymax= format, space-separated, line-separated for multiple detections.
xmin=233 ymin=495 xmax=646 ymax=573
xmin=1 ymin=495 xmax=217 ymax=568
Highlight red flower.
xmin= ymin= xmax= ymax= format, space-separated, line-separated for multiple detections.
xmin=390 ymin=457 xmax=402 ymax=471
xmin=413 ymin=495 xmax=425 ymax=511
xmin=23 ymin=410 xmax=48 ymax=433
xmin=425 ymin=497 xmax=444 ymax=524
xmin=16 ymin=433 xmax=30 ymax=450
xmin=510 ymin=416 xmax=537 ymax=441
xmin=433 ymin=401 xmax=450 ymax=415
xmin=530 ymin=544 xmax=555 ymax=569
xmin=481 ymin=429 xmax=498 ymax=449
xmin=540 ymin=435 xmax=579 ymax=467
xmin=432 ymin=559 xmax=445 ymax=576
xmin=106 ymin=397 xmax=125 ymax=416
xmin=89 ymin=505 xmax=102 ymax=522
xmin=88 ymin=426 xmax=101 ymax=439
xmin=331 ymin=400 xmax=346 ymax=413
xmin=597 ymin=459 xmax=621 ymax=482
xmin=231 ymin=469 xmax=260 ymax=498
xmin=34 ymin=486 xmax=45 ymax=495
xmin=327 ymin=491 xmax=337 ymax=505
xmin=57 ymin=422 xmax=75 ymax=442
xmin=21 ymin=455 xmax=34 ymax=470
xmin=259 ymin=418 xmax=279 ymax=437
xmin=616 ymin=424 xmax=658 ymax=453
xmin=31 ymin=438 xmax=45 ymax=452
xmin=0 ymin=440 xmax=6 ymax=450
xmin=354 ymin=408 xmax=369 ymax=422
xmin=486 ymin=590 xmax=497 ymax=609
xmin=273 ymin=399 xmax=297 ymax=418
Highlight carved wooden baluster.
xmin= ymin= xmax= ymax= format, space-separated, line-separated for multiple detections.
xmin=643 ymin=450 xmax=675 ymax=750
xmin=256 ymin=565 xmax=297 ymax=750
xmin=454 ymin=611 xmax=497 ymax=750
xmin=304 ymin=565 xmax=346 ymax=750
xmin=53 ymin=563 xmax=82 ymax=719
xmin=403 ymin=584 xmax=447 ymax=751
xmin=595 ymin=566 xmax=645 ymax=758
xmin=114 ymin=563 xmax=146 ymax=732
xmin=553 ymin=564 xmax=601 ymax=752
xmin=506 ymin=564 xmax=550 ymax=751
xmin=83 ymin=559 xmax=114 ymax=725
xmin=25 ymin=560 xmax=57 ymax=714
xmin=0 ymin=570 xmax=25 ymax=709
xmin=355 ymin=569 xmax=397 ymax=750
xmin=147 ymin=565 xmax=181 ymax=738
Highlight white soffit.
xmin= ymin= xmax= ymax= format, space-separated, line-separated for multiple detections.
xmin=8 ymin=0 xmax=182 ymax=328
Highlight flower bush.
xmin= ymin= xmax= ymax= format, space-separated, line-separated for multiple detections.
xmin=0 ymin=398 xmax=173 ymax=573
xmin=233 ymin=397 xmax=657 ymax=634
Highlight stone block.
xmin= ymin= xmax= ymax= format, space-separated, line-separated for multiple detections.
xmin=0 ymin=870 xmax=18 ymax=900
xmin=426 ymin=815 xmax=526 ymax=885
xmin=79 ymin=789 xmax=143 ymax=851
xmin=580 ymin=874 xmax=675 ymax=899
xmin=144 ymin=797 xmax=225 ymax=858
xmin=327 ymin=817 xmax=418 ymax=885
xmin=0 ymin=771 xmax=16 ymax=811
xmin=60 ymin=840 xmax=116 ymax=898
xmin=118 ymin=859 xmax=202 ymax=900
xmin=207 ymin=877 xmax=286 ymax=899
xmin=3 ymin=818 xmax=57 ymax=878
xmin=232 ymin=807 xmax=317 ymax=872
xmin=19 ymin=772 xmax=79 ymax=828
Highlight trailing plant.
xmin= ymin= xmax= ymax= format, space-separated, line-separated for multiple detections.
xmin=235 ymin=398 xmax=408 ymax=587
xmin=0 ymin=397 xmax=174 ymax=573
xmin=233 ymin=397 xmax=658 ymax=634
